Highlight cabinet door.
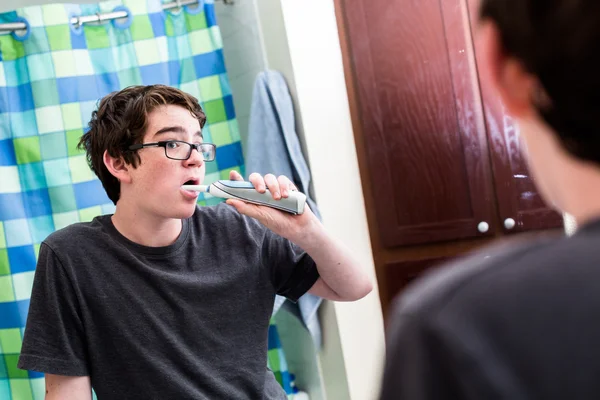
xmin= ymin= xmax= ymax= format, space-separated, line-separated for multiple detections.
xmin=467 ymin=0 xmax=564 ymax=233
xmin=340 ymin=0 xmax=495 ymax=247
xmin=384 ymin=257 xmax=453 ymax=305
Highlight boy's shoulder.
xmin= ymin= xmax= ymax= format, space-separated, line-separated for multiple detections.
xmin=44 ymin=215 xmax=110 ymax=249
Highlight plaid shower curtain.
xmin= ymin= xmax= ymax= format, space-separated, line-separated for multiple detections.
xmin=0 ymin=0 xmax=247 ymax=397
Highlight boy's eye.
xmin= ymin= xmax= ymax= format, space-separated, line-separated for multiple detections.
xmin=166 ymin=141 xmax=179 ymax=149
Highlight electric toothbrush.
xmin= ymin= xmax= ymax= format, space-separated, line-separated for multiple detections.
xmin=182 ymin=180 xmax=307 ymax=215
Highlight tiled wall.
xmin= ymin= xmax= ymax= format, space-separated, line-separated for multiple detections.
xmin=215 ymin=0 xmax=266 ymax=158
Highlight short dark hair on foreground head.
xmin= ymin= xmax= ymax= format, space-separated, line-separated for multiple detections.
xmin=481 ymin=0 xmax=600 ymax=164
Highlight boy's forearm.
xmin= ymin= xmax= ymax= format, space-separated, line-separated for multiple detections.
xmin=296 ymin=222 xmax=373 ymax=301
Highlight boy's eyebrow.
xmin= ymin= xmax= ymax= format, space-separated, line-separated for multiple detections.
xmin=153 ymin=126 xmax=203 ymax=139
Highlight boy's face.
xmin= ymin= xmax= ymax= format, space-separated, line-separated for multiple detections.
xmin=125 ymin=104 xmax=206 ymax=219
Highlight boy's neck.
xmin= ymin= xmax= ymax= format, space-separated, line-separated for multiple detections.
xmin=558 ymin=161 xmax=600 ymax=231
xmin=111 ymin=201 xmax=183 ymax=247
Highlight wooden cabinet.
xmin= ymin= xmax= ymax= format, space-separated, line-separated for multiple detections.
xmin=335 ymin=0 xmax=563 ymax=316
xmin=341 ymin=0 xmax=496 ymax=248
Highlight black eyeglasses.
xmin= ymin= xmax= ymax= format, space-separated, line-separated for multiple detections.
xmin=128 ymin=140 xmax=216 ymax=161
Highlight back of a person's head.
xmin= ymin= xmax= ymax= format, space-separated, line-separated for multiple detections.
xmin=78 ymin=85 xmax=206 ymax=204
xmin=480 ymin=0 xmax=600 ymax=165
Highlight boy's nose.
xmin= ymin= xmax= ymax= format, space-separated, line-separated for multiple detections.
xmin=185 ymin=146 xmax=204 ymax=166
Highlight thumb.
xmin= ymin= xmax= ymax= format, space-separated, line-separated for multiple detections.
xmin=229 ymin=170 xmax=244 ymax=181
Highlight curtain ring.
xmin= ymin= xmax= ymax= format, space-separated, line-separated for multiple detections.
xmin=76 ymin=15 xmax=82 ymax=28
xmin=175 ymin=0 xmax=182 ymax=10
xmin=96 ymin=12 xmax=103 ymax=23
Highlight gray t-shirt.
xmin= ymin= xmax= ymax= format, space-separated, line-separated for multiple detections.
xmin=380 ymin=219 xmax=600 ymax=400
xmin=18 ymin=203 xmax=319 ymax=399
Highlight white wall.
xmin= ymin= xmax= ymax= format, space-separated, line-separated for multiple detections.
xmin=257 ymin=1 xmax=387 ymax=399
xmin=221 ymin=2 xmax=383 ymax=398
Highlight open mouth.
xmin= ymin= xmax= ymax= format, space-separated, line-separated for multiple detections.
xmin=182 ymin=178 xmax=199 ymax=186
xmin=181 ymin=178 xmax=200 ymax=198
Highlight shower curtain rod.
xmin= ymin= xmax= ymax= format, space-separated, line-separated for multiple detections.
xmin=0 ymin=0 xmax=233 ymax=34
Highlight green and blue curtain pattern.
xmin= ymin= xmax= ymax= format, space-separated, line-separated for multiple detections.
xmin=0 ymin=0 xmax=245 ymax=397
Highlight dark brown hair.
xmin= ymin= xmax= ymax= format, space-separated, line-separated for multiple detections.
xmin=480 ymin=0 xmax=600 ymax=164
xmin=78 ymin=85 xmax=207 ymax=204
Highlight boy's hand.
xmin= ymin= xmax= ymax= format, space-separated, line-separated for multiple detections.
xmin=225 ymin=170 xmax=321 ymax=242
xmin=227 ymin=171 xmax=373 ymax=302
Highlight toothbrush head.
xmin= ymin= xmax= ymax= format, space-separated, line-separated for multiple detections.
xmin=181 ymin=184 xmax=209 ymax=192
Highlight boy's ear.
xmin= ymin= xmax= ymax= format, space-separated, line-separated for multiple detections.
xmin=103 ymin=150 xmax=133 ymax=184
xmin=477 ymin=20 xmax=537 ymax=118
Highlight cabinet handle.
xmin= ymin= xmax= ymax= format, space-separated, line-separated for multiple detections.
xmin=477 ymin=221 xmax=489 ymax=233
xmin=504 ymin=218 xmax=516 ymax=230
